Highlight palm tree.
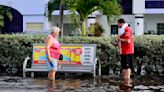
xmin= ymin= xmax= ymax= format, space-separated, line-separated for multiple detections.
xmin=68 ymin=0 xmax=122 ymax=36
xmin=46 ymin=0 xmax=65 ymax=39
xmin=59 ymin=0 xmax=64 ymax=39
xmin=0 ymin=6 xmax=13 ymax=33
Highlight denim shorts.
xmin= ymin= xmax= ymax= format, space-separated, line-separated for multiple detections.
xmin=46 ymin=58 xmax=58 ymax=71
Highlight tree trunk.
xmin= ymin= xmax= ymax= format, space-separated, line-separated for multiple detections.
xmin=59 ymin=0 xmax=64 ymax=40
xmin=81 ymin=19 xmax=87 ymax=36
xmin=48 ymin=20 xmax=52 ymax=30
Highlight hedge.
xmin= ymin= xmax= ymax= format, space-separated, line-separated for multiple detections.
xmin=0 ymin=34 xmax=164 ymax=75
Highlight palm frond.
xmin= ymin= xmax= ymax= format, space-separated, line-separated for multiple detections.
xmin=45 ymin=0 xmax=61 ymax=20
xmin=6 ymin=12 xmax=13 ymax=22
xmin=0 ymin=20 xmax=4 ymax=27
xmin=0 ymin=6 xmax=13 ymax=27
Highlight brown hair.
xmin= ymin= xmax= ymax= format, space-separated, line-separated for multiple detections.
xmin=118 ymin=18 xmax=125 ymax=23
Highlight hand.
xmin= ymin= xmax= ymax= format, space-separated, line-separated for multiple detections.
xmin=117 ymin=36 xmax=121 ymax=41
xmin=111 ymin=42 xmax=118 ymax=46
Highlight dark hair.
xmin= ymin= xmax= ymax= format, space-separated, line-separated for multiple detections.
xmin=118 ymin=18 xmax=125 ymax=23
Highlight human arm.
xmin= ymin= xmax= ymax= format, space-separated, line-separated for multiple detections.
xmin=118 ymin=36 xmax=130 ymax=43
xmin=46 ymin=37 xmax=53 ymax=62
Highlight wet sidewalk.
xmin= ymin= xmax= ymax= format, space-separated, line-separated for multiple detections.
xmin=0 ymin=75 xmax=163 ymax=92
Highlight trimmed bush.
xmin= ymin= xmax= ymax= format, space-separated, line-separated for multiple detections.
xmin=0 ymin=34 xmax=163 ymax=75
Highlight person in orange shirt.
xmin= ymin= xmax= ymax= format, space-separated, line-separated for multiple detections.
xmin=117 ymin=19 xmax=134 ymax=88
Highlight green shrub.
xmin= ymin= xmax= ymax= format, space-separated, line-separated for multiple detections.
xmin=0 ymin=34 xmax=45 ymax=66
xmin=0 ymin=34 xmax=163 ymax=75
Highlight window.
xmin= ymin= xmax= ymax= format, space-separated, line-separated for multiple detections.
xmin=63 ymin=23 xmax=81 ymax=36
xmin=120 ymin=0 xmax=132 ymax=14
xmin=145 ymin=1 xmax=164 ymax=8
xmin=111 ymin=25 xmax=118 ymax=35
xmin=26 ymin=22 xmax=44 ymax=31
xmin=157 ymin=23 xmax=164 ymax=34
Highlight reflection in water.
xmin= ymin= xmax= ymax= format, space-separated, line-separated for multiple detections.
xmin=47 ymin=80 xmax=62 ymax=92
xmin=47 ymin=88 xmax=54 ymax=92
xmin=119 ymin=87 xmax=132 ymax=92
xmin=0 ymin=76 xmax=163 ymax=92
xmin=46 ymin=79 xmax=81 ymax=92
xmin=119 ymin=78 xmax=133 ymax=92
xmin=119 ymin=84 xmax=132 ymax=92
xmin=49 ymin=80 xmax=56 ymax=87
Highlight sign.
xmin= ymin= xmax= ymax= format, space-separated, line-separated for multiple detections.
xmin=33 ymin=45 xmax=47 ymax=64
xmin=33 ymin=44 xmax=95 ymax=65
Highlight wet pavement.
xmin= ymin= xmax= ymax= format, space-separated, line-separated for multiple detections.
xmin=0 ymin=75 xmax=163 ymax=92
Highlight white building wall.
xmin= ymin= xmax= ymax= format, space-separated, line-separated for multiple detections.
xmin=96 ymin=15 xmax=110 ymax=36
xmin=1 ymin=0 xmax=164 ymax=35
xmin=23 ymin=15 xmax=46 ymax=32
xmin=87 ymin=11 xmax=101 ymax=27
xmin=144 ymin=14 xmax=164 ymax=33
xmin=133 ymin=0 xmax=145 ymax=35
xmin=51 ymin=15 xmax=75 ymax=25
xmin=133 ymin=0 xmax=145 ymax=14
xmin=121 ymin=14 xmax=164 ymax=34
xmin=87 ymin=18 xmax=96 ymax=27
xmin=0 ymin=0 xmax=49 ymax=32
xmin=121 ymin=15 xmax=135 ymax=34
xmin=135 ymin=15 xmax=144 ymax=35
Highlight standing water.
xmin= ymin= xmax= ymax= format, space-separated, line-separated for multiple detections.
xmin=0 ymin=75 xmax=163 ymax=92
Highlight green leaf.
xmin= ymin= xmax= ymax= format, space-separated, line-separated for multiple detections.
xmin=0 ymin=15 xmax=4 ymax=19
xmin=0 ymin=20 xmax=4 ymax=27
xmin=6 ymin=12 xmax=13 ymax=22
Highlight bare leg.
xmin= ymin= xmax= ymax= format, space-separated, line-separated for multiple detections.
xmin=48 ymin=71 xmax=51 ymax=80
xmin=126 ymin=68 xmax=132 ymax=83
xmin=126 ymin=68 xmax=131 ymax=79
xmin=49 ymin=79 xmax=55 ymax=87
xmin=122 ymin=69 xmax=126 ymax=79
xmin=123 ymin=68 xmax=131 ymax=79
xmin=51 ymin=70 xmax=56 ymax=80
xmin=120 ymin=69 xmax=132 ymax=90
xmin=123 ymin=68 xmax=132 ymax=87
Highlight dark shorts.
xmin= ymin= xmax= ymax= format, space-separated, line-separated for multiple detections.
xmin=121 ymin=54 xmax=133 ymax=69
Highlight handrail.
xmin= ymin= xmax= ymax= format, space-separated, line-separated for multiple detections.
xmin=23 ymin=56 xmax=31 ymax=78
xmin=98 ymin=58 xmax=101 ymax=76
xmin=93 ymin=58 xmax=101 ymax=77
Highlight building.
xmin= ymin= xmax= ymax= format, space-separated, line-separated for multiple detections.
xmin=0 ymin=0 xmax=164 ymax=35
xmin=0 ymin=0 xmax=82 ymax=35
xmin=119 ymin=0 xmax=164 ymax=35
xmin=0 ymin=0 xmax=49 ymax=34
xmin=107 ymin=0 xmax=164 ymax=35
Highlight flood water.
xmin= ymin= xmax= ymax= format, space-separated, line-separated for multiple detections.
xmin=0 ymin=75 xmax=163 ymax=92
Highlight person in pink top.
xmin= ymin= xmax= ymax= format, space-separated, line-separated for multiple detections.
xmin=45 ymin=26 xmax=61 ymax=81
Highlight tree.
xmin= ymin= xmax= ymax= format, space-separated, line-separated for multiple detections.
xmin=0 ymin=6 xmax=13 ymax=33
xmin=59 ymin=0 xmax=64 ymax=39
xmin=46 ymin=0 xmax=60 ymax=20
xmin=68 ymin=0 xmax=122 ymax=36
xmin=46 ymin=0 xmax=65 ymax=39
